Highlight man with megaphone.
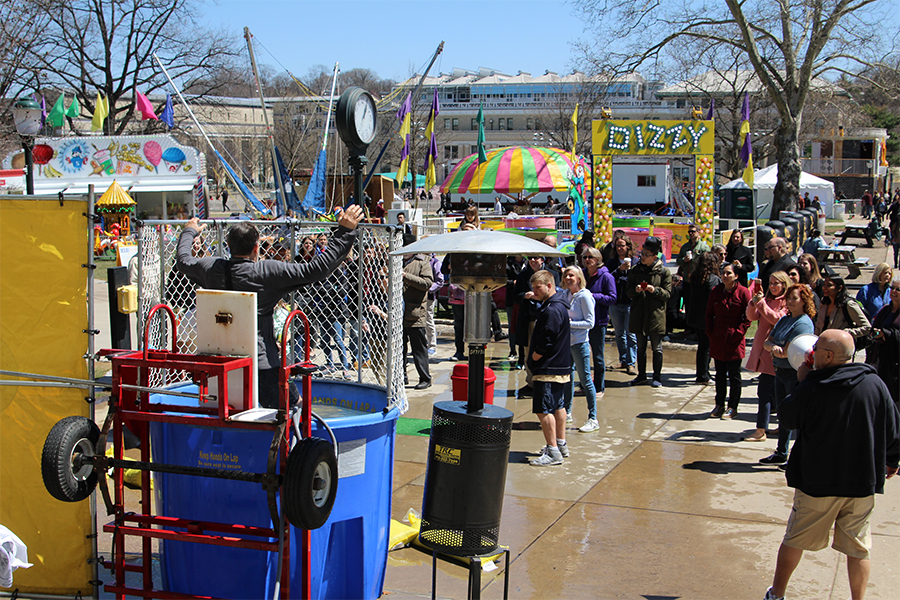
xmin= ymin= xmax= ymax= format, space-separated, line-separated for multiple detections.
xmin=763 ymin=329 xmax=900 ymax=600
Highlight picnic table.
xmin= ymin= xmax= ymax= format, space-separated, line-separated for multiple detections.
xmin=834 ymin=224 xmax=875 ymax=247
xmin=817 ymin=245 xmax=870 ymax=278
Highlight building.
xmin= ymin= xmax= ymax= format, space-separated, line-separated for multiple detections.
xmin=393 ymin=68 xmax=684 ymax=183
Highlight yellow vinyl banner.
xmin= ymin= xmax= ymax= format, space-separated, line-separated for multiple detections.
xmin=0 ymin=198 xmax=92 ymax=594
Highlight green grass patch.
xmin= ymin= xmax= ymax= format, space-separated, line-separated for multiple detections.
xmin=397 ymin=417 xmax=432 ymax=437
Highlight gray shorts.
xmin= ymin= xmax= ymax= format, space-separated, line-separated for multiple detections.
xmin=532 ymin=380 xmax=565 ymax=414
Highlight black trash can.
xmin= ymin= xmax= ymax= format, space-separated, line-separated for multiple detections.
xmin=419 ymin=401 xmax=513 ymax=556
xmin=756 ymin=225 xmax=774 ymax=265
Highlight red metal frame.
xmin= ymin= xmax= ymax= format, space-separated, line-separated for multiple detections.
xmin=99 ymin=304 xmax=316 ymax=599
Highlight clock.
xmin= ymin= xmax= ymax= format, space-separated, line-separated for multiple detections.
xmin=336 ymin=87 xmax=377 ymax=153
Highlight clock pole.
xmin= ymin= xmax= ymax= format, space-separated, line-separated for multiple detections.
xmin=349 ymin=153 xmax=367 ymax=208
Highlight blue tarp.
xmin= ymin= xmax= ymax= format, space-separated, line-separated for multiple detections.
xmin=303 ymin=149 xmax=327 ymax=216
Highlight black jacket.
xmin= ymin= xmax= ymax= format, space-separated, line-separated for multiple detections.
xmin=759 ymin=254 xmax=797 ymax=293
xmin=527 ymin=292 xmax=572 ymax=377
xmin=781 ymin=362 xmax=900 ymax=497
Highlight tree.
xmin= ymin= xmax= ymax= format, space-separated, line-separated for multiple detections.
xmin=28 ymin=0 xmax=241 ymax=135
xmin=0 ymin=0 xmax=50 ymax=143
xmin=573 ymin=0 xmax=895 ymax=215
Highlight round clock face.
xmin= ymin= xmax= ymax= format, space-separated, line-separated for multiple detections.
xmin=353 ymin=94 xmax=376 ymax=145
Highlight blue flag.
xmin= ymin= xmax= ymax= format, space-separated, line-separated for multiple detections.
xmin=303 ymin=148 xmax=328 ymax=216
xmin=159 ymin=94 xmax=175 ymax=129
xmin=273 ymin=146 xmax=301 ymax=215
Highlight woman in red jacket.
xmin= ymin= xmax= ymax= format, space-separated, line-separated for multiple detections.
xmin=705 ymin=263 xmax=752 ymax=419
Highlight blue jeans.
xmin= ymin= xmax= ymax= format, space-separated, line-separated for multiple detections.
xmin=589 ymin=326 xmax=607 ymax=393
xmin=755 ymin=373 xmax=776 ymax=430
xmin=564 ymin=342 xmax=597 ymax=419
xmin=323 ymin=320 xmax=349 ymax=370
xmin=608 ymin=304 xmax=636 ymax=366
xmin=774 ymin=367 xmax=798 ymax=456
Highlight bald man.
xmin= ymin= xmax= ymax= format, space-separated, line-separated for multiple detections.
xmin=764 ymin=329 xmax=900 ymax=600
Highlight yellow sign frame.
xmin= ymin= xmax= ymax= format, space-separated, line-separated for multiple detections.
xmin=591 ymin=119 xmax=716 ymax=244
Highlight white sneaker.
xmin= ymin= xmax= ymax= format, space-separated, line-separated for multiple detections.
xmin=763 ymin=587 xmax=784 ymax=600
xmin=530 ymin=446 xmax=563 ymax=466
xmin=566 ymin=414 xmax=574 ymax=425
xmin=579 ymin=418 xmax=600 ymax=433
xmin=558 ymin=441 xmax=570 ymax=458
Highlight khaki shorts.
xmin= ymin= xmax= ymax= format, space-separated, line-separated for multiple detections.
xmin=783 ymin=489 xmax=874 ymax=559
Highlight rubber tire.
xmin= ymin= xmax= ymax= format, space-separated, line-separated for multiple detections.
xmin=41 ymin=416 xmax=101 ymax=502
xmin=284 ymin=438 xmax=338 ymax=530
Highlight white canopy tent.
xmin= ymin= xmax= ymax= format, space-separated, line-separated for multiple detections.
xmin=720 ymin=164 xmax=835 ymax=219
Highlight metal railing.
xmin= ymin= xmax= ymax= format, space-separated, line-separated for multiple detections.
xmin=801 ymin=158 xmax=874 ymax=176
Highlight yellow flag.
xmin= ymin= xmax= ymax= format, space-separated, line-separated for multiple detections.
xmin=91 ymin=91 xmax=108 ymax=132
xmin=570 ymin=104 xmax=579 ymax=162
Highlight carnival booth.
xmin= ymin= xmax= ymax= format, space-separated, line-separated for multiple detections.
xmin=3 ymin=134 xmax=207 ymax=219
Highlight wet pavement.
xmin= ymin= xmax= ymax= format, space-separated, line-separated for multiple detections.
xmin=384 ymin=222 xmax=899 ymax=600
xmin=91 ymin=214 xmax=899 ymax=599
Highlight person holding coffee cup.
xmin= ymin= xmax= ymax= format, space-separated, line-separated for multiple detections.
xmin=676 ymin=224 xmax=710 ymax=280
xmin=604 ymin=235 xmax=638 ymax=374
xmin=626 ymin=236 xmax=672 ymax=387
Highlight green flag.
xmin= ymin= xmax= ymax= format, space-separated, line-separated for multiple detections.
xmin=47 ymin=94 xmax=66 ymax=127
xmin=65 ymin=95 xmax=80 ymax=118
xmin=476 ymin=102 xmax=487 ymax=163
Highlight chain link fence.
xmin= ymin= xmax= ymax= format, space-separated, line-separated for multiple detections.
xmin=134 ymin=219 xmax=407 ymax=411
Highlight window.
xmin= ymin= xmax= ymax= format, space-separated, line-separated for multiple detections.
xmin=507 ymin=118 xmax=514 ymax=131
xmin=534 ymin=118 xmax=542 ymax=130
xmin=471 ymin=118 xmax=477 ymax=130
xmin=471 ymin=145 xmax=478 ymax=155
xmin=451 ymin=118 xmax=459 ymax=131
xmin=637 ymin=175 xmax=657 ymax=187
xmin=444 ymin=118 xmax=451 ymax=129
xmin=499 ymin=119 xmax=506 ymax=131
xmin=527 ymin=118 xmax=534 ymax=130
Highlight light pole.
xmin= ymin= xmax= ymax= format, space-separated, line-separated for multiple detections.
xmin=12 ymin=97 xmax=42 ymax=195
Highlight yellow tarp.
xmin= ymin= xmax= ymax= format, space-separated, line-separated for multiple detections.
xmin=0 ymin=198 xmax=93 ymax=594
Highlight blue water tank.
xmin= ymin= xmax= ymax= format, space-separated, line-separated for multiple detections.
xmin=150 ymin=380 xmax=399 ymax=600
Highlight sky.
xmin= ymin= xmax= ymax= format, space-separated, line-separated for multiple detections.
xmin=207 ymin=0 xmax=592 ymax=84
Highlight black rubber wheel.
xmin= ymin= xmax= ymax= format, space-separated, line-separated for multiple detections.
xmin=284 ymin=438 xmax=338 ymax=530
xmin=41 ymin=416 xmax=101 ymax=502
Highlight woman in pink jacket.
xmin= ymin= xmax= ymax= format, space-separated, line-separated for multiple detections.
xmin=742 ymin=271 xmax=790 ymax=441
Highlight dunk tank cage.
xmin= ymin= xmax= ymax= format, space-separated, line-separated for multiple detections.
xmin=41 ymin=300 xmax=331 ymax=600
xmin=391 ymin=229 xmax=567 ymax=600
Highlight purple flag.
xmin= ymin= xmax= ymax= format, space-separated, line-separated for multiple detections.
xmin=706 ymin=97 xmax=715 ymax=120
xmin=159 ymin=94 xmax=175 ymax=129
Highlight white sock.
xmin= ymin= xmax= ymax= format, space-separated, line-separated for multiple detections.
xmin=557 ymin=439 xmax=566 ymax=446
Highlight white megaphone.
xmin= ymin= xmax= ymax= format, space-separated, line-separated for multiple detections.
xmin=786 ymin=334 xmax=818 ymax=371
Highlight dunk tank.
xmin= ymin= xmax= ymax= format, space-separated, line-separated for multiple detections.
xmin=40 ymin=220 xmax=406 ymax=599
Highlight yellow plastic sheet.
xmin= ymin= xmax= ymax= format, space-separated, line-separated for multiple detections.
xmin=1 ymin=198 xmax=92 ymax=594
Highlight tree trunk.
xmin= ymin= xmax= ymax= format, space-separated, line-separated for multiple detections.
xmin=770 ymin=116 xmax=802 ymax=218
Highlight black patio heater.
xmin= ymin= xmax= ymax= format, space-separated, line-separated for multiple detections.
xmin=391 ymin=230 xmax=567 ymax=599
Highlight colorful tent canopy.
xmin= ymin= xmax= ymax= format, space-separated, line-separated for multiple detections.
xmin=96 ymin=180 xmax=135 ymax=207
xmin=440 ymin=146 xmax=575 ymax=194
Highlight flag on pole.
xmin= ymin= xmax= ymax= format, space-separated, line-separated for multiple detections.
xmin=476 ymin=101 xmax=487 ymax=163
xmin=33 ymin=94 xmax=46 ymax=128
xmin=47 ymin=94 xmax=66 ymax=127
xmin=273 ymin=146 xmax=302 ymax=214
xmin=159 ymin=94 xmax=175 ymax=128
xmin=570 ymin=104 xmax=579 ymax=162
xmin=65 ymin=94 xmax=80 ymax=119
xmin=91 ymin=91 xmax=108 ymax=132
xmin=395 ymin=92 xmax=412 ymax=188
xmin=422 ymin=88 xmax=441 ymax=193
xmin=739 ymin=92 xmax=754 ymax=189
xmin=135 ymin=91 xmax=158 ymax=120
xmin=706 ymin=98 xmax=715 ymax=120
